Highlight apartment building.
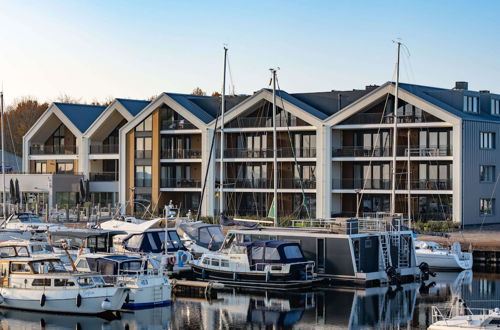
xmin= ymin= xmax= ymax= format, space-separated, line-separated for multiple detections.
xmin=22 ymin=81 xmax=500 ymax=225
xmin=22 ymin=99 xmax=150 ymax=209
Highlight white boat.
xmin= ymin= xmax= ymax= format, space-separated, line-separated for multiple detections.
xmin=1 ymin=213 xmax=67 ymax=232
xmin=0 ymin=256 xmax=129 ymax=314
xmin=177 ymin=221 xmax=225 ymax=256
xmin=429 ymin=306 xmax=500 ymax=329
xmin=74 ymin=253 xmax=171 ymax=309
xmin=415 ymin=241 xmax=472 ymax=271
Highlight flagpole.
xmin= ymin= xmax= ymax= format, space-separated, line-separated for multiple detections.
xmin=1 ymin=91 xmax=6 ymax=219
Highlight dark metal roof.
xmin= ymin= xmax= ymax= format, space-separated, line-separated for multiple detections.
xmin=236 ymin=240 xmax=297 ymax=248
xmin=116 ymin=98 xmax=150 ymax=116
xmin=291 ymin=89 xmax=373 ymax=117
xmin=53 ymin=102 xmax=106 ymax=133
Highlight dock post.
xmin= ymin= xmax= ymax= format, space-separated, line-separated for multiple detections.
xmin=76 ymin=204 xmax=80 ymax=222
xmin=66 ymin=204 xmax=69 ymax=222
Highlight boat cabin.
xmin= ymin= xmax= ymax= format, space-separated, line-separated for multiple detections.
xmin=75 ymin=254 xmax=158 ymax=276
xmin=122 ymin=228 xmax=186 ymax=254
xmin=0 ymin=240 xmax=53 ymax=257
xmin=50 ymin=229 xmax=127 ymax=253
xmin=178 ymin=222 xmax=224 ymax=251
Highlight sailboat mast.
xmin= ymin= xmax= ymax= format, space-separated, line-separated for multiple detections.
xmin=219 ymin=47 xmax=227 ymax=215
xmin=0 ymin=91 xmax=5 ymax=219
xmin=407 ymin=129 xmax=411 ymax=224
xmin=390 ymin=42 xmax=401 ymax=215
xmin=271 ymin=69 xmax=278 ymax=227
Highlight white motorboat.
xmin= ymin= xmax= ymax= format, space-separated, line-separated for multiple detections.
xmin=177 ymin=221 xmax=225 ymax=256
xmin=415 ymin=241 xmax=472 ymax=271
xmin=429 ymin=306 xmax=500 ymax=329
xmin=0 ymin=256 xmax=129 ymax=314
xmin=1 ymin=213 xmax=67 ymax=232
xmin=75 ymin=253 xmax=171 ymax=309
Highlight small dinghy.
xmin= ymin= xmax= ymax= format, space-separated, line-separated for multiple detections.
xmin=0 ymin=256 xmax=129 ymax=314
xmin=190 ymin=240 xmax=317 ymax=289
xmin=415 ymin=241 xmax=472 ymax=271
xmin=74 ymin=254 xmax=171 ymax=309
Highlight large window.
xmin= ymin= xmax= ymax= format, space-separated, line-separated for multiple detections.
xmin=480 ymin=198 xmax=495 ymax=215
xmin=161 ymin=135 xmax=192 ymax=158
xmin=135 ymin=166 xmax=152 ymax=187
xmin=56 ymin=161 xmax=74 ymax=174
xmin=34 ymin=161 xmax=46 ymax=174
xmin=353 ymin=163 xmax=390 ymax=189
xmin=353 ymin=130 xmax=391 ymax=156
xmin=480 ymin=165 xmax=496 ymax=183
xmin=52 ymin=124 xmax=65 ymax=153
xmin=463 ymin=95 xmax=479 ymax=113
xmin=418 ymin=163 xmax=452 ymax=189
xmin=480 ymin=132 xmax=496 ymax=149
xmin=135 ymin=115 xmax=152 ymax=132
xmin=55 ymin=192 xmax=77 ymax=207
xmin=294 ymin=133 xmax=316 ymax=157
xmin=90 ymin=192 xmax=117 ymax=206
xmin=492 ymin=99 xmax=500 ymax=116
xmin=419 ymin=130 xmax=452 ymax=155
xmin=136 ymin=137 xmax=152 ymax=159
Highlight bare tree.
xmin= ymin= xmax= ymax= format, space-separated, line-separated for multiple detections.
xmin=192 ymin=87 xmax=206 ymax=96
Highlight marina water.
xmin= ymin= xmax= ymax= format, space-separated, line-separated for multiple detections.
xmin=0 ymin=271 xmax=497 ymax=329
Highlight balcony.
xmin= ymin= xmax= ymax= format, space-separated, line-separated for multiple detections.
xmin=397 ymin=179 xmax=453 ymax=190
xmin=161 ymin=178 xmax=201 ymax=188
xmin=161 ymin=149 xmax=202 ymax=159
xmin=332 ymin=178 xmax=452 ymax=190
xmin=340 ymin=113 xmax=441 ymax=125
xmin=225 ymin=117 xmax=306 ymax=128
xmin=30 ymin=145 xmax=77 ymax=155
xmin=397 ymin=146 xmax=452 ymax=157
xmin=219 ymin=147 xmax=316 ymax=158
xmin=332 ymin=146 xmax=391 ymax=157
xmin=90 ymin=144 xmax=119 ymax=154
xmin=332 ymin=178 xmax=391 ymax=190
xmin=89 ymin=172 xmax=119 ymax=181
xmin=161 ymin=120 xmax=197 ymax=130
xmin=219 ymin=178 xmax=316 ymax=189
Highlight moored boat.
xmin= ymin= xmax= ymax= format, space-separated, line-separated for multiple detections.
xmin=74 ymin=253 xmax=171 ymax=309
xmin=415 ymin=241 xmax=472 ymax=271
xmin=190 ymin=240 xmax=316 ymax=288
xmin=429 ymin=305 xmax=500 ymax=329
xmin=0 ymin=256 xmax=129 ymax=314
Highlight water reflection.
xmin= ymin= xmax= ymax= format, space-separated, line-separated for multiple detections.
xmin=0 ymin=271 xmax=497 ymax=329
xmin=0 ymin=305 xmax=172 ymax=330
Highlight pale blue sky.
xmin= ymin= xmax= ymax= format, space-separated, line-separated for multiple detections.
xmin=0 ymin=0 xmax=499 ymax=106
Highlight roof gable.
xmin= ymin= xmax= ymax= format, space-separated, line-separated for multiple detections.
xmin=53 ymin=103 xmax=106 ymax=133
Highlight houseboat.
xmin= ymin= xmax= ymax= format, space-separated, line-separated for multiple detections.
xmin=222 ymin=218 xmax=421 ymax=286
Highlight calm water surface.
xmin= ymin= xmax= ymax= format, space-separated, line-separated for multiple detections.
xmin=0 ymin=271 xmax=498 ymax=329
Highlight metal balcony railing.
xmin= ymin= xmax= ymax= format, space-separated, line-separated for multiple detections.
xmin=161 ymin=120 xmax=197 ymax=130
xmin=218 ymin=147 xmax=316 ymax=158
xmin=90 ymin=144 xmax=119 ymax=154
xmin=225 ymin=117 xmax=307 ymax=128
xmin=332 ymin=146 xmax=392 ymax=157
xmin=332 ymin=178 xmax=391 ymax=190
xmin=219 ymin=178 xmax=316 ymax=189
xmin=161 ymin=149 xmax=202 ymax=159
xmin=397 ymin=179 xmax=453 ymax=190
xmin=160 ymin=178 xmax=201 ymax=188
xmin=340 ymin=113 xmax=441 ymax=125
xmin=398 ymin=146 xmax=453 ymax=157
xmin=30 ymin=145 xmax=77 ymax=155
xmin=89 ymin=172 xmax=119 ymax=181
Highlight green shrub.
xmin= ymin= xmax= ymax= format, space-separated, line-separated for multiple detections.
xmin=413 ymin=220 xmax=459 ymax=232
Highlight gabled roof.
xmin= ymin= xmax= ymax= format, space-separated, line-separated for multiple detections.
xmin=268 ymin=89 xmax=329 ymax=120
xmin=115 ymin=98 xmax=150 ymax=117
xmin=397 ymin=83 xmax=500 ymax=123
xmin=53 ymin=102 xmax=106 ymax=133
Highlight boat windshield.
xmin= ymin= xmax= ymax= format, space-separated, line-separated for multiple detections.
xmin=31 ymin=260 xmax=68 ymax=273
xmin=0 ymin=246 xmax=29 ymax=257
xmin=120 ymin=260 xmax=143 ymax=274
xmin=18 ymin=214 xmax=43 ymax=223
xmin=199 ymin=226 xmax=224 ymax=250
xmin=31 ymin=244 xmax=53 ymax=254
xmin=283 ymin=245 xmax=304 ymax=259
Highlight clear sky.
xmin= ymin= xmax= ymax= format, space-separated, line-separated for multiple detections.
xmin=0 ymin=0 xmax=499 ymax=106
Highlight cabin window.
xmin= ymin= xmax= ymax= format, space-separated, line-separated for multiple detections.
xmin=251 ymin=247 xmax=264 ymax=260
xmin=15 ymin=247 xmax=29 ymax=257
xmin=220 ymin=260 xmax=229 ymax=268
xmin=76 ymin=259 xmax=89 ymax=269
xmin=77 ymin=277 xmax=94 ymax=287
xmin=32 ymin=278 xmax=51 ymax=286
xmin=11 ymin=263 xmax=31 ymax=273
xmin=202 ymin=258 xmax=210 ymax=265
xmin=54 ymin=279 xmax=75 ymax=287
xmin=264 ymin=248 xmax=281 ymax=261
xmin=32 ymin=244 xmax=53 ymax=254
xmin=122 ymin=261 xmax=142 ymax=272
xmin=0 ymin=247 xmax=16 ymax=257
xmin=125 ymin=234 xmax=142 ymax=250
xmin=283 ymin=245 xmax=303 ymax=259
xmin=211 ymin=259 xmax=220 ymax=267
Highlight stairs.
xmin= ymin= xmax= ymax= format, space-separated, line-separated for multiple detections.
xmin=379 ymin=234 xmax=391 ymax=270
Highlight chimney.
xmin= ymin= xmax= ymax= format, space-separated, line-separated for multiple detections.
xmin=365 ymin=85 xmax=379 ymax=92
xmin=480 ymin=90 xmax=490 ymax=94
xmin=454 ymin=81 xmax=468 ymax=90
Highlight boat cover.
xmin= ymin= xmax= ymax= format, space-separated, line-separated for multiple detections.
xmin=236 ymin=240 xmax=307 ymax=265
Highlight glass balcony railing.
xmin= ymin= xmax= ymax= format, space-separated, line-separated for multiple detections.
xmin=160 ymin=178 xmax=201 ymax=188
xmin=161 ymin=120 xmax=197 ymax=130
xmin=332 ymin=145 xmax=452 ymax=157
xmin=30 ymin=145 xmax=77 ymax=155
xmin=217 ymin=178 xmax=316 ymax=189
xmin=332 ymin=179 xmax=452 ymax=190
xmin=89 ymin=172 xmax=119 ymax=181
xmin=90 ymin=144 xmax=119 ymax=154
xmin=218 ymin=147 xmax=316 ymax=158
xmin=161 ymin=149 xmax=202 ymax=159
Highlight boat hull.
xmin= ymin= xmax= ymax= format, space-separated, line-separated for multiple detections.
xmin=191 ymin=264 xmax=309 ymax=283
xmin=122 ymin=280 xmax=171 ymax=309
xmin=416 ymin=252 xmax=473 ymax=271
xmin=0 ymin=286 xmax=129 ymax=315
